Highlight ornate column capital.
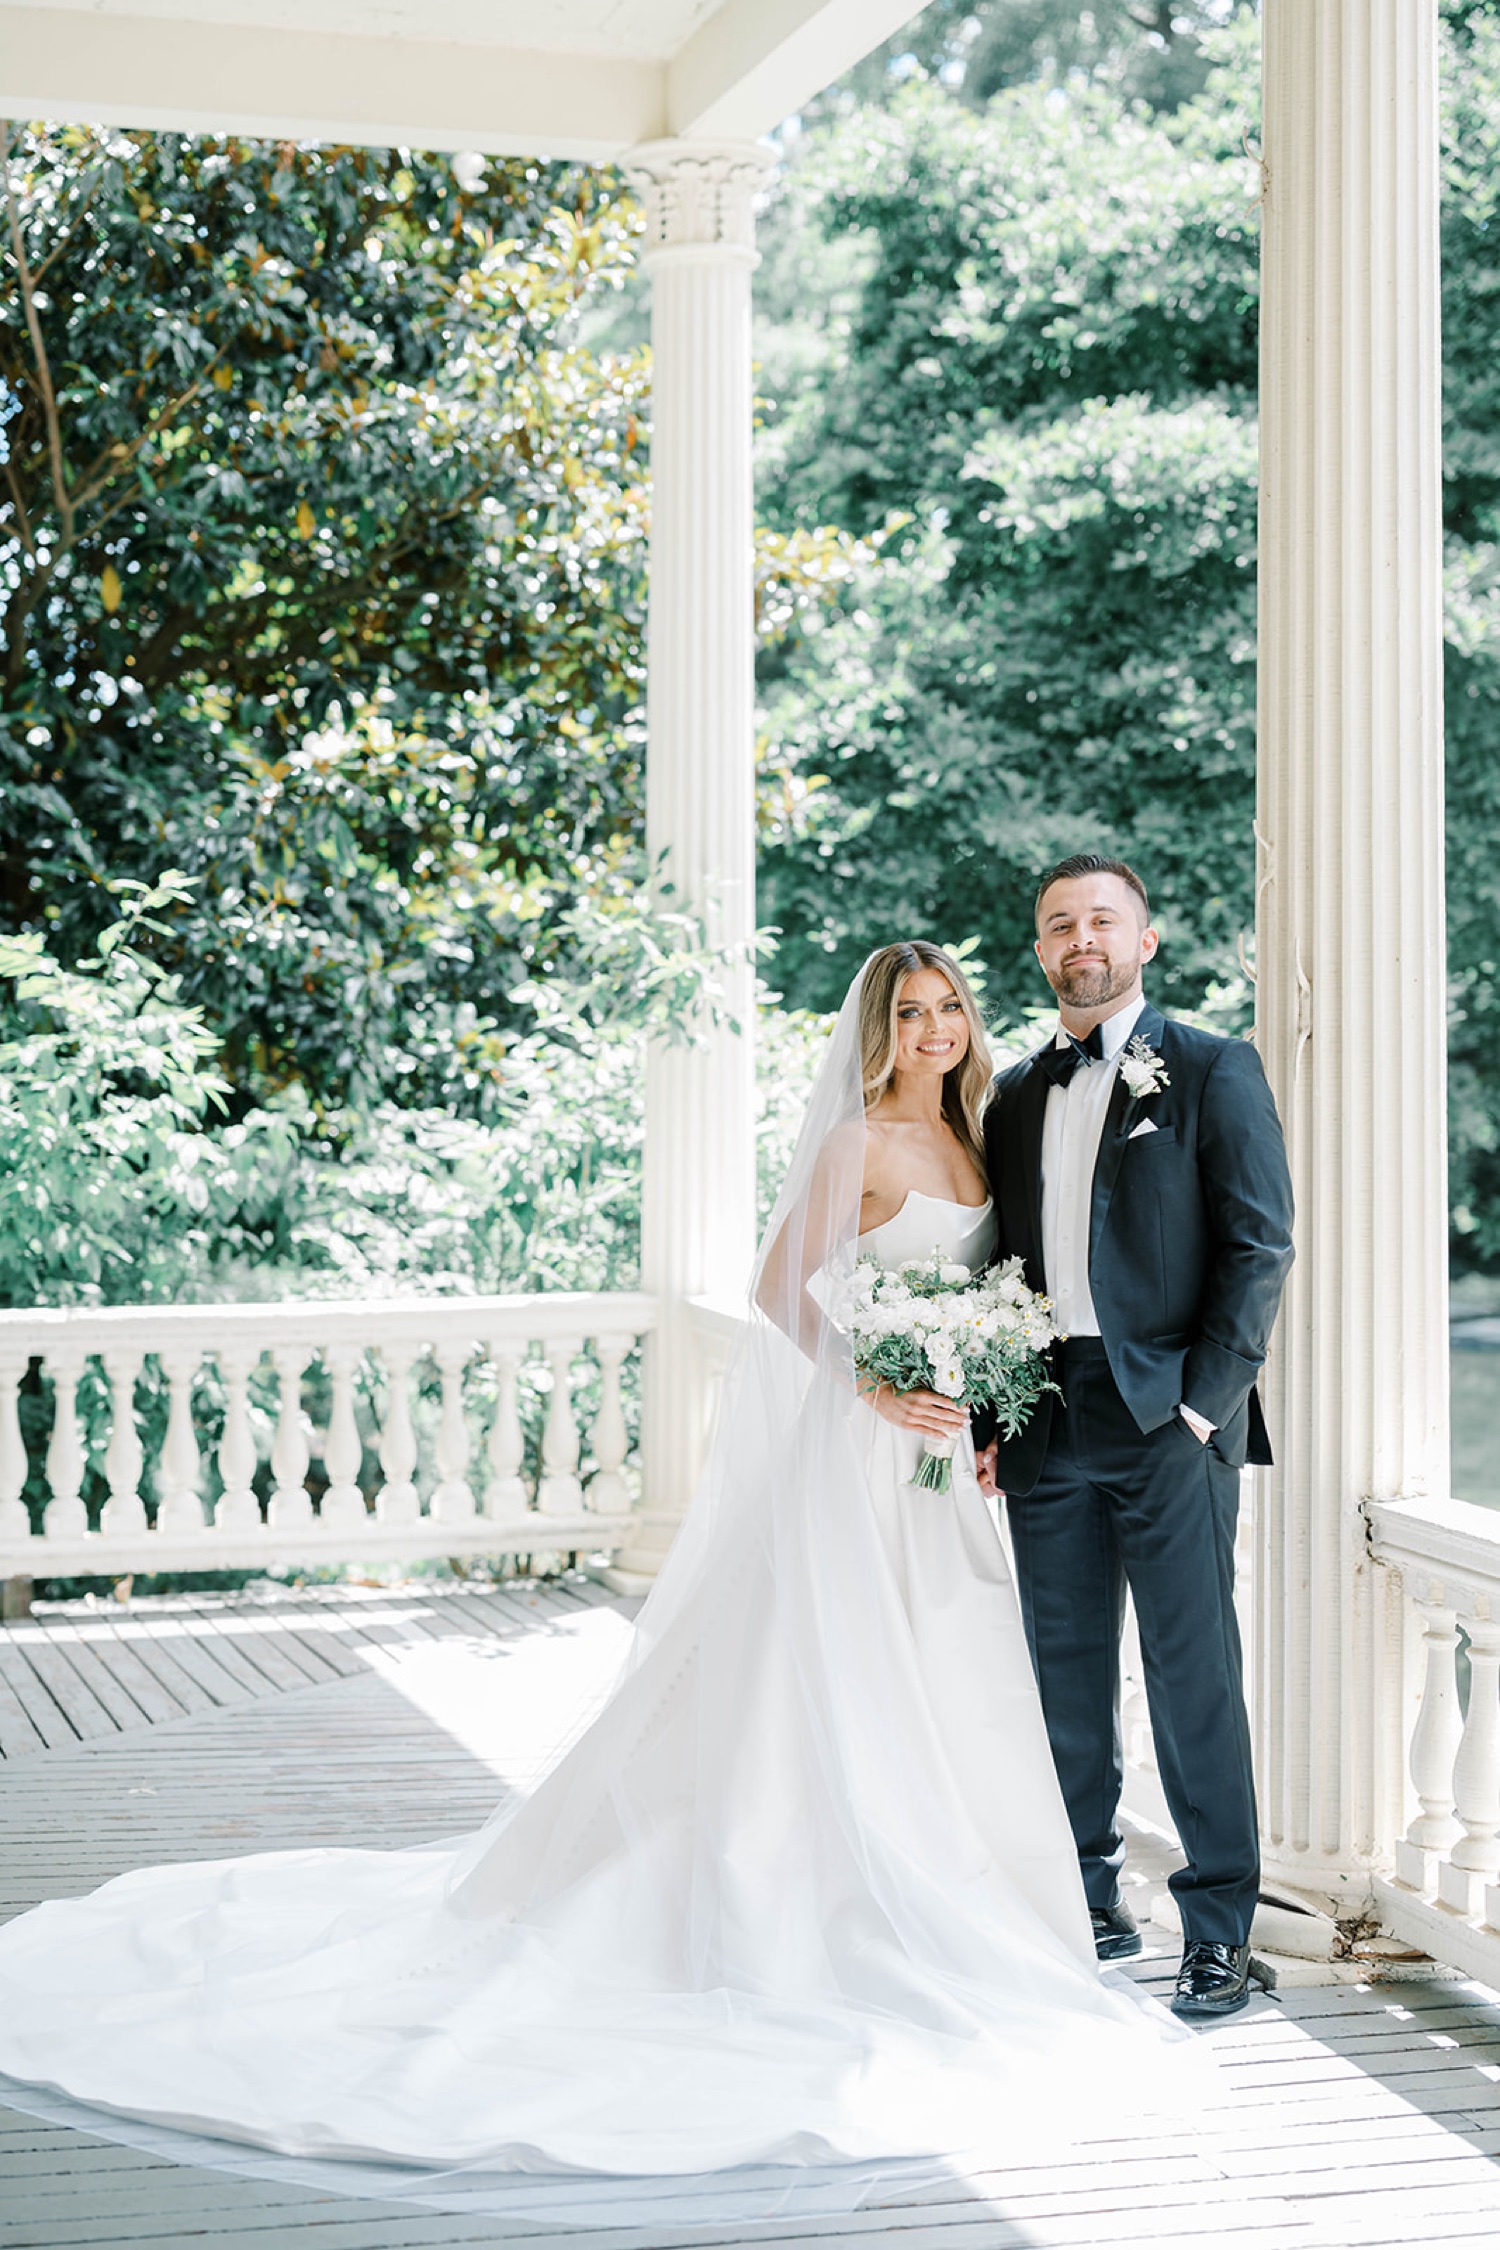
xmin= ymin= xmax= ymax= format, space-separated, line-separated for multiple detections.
xmin=624 ymin=137 xmax=775 ymax=267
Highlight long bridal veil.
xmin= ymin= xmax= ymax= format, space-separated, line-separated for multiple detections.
xmin=0 ymin=959 xmax=1206 ymax=2228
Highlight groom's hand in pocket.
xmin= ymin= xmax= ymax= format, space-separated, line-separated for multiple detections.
xmin=975 ymin=1442 xmax=1002 ymax=1499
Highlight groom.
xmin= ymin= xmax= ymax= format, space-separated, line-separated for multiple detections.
xmin=977 ymin=854 xmax=1294 ymax=2020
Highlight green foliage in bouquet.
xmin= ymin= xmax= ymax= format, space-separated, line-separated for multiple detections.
xmin=845 ymin=1251 xmax=1058 ymax=1492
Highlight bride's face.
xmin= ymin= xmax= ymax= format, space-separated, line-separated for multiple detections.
xmin=893 ymin=968 xmax=970 ymax=1079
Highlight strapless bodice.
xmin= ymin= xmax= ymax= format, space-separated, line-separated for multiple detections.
xmin=857 ymin=1190 xmax=996 ymax=1273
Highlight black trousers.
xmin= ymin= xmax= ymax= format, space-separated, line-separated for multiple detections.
xmin=1006 ymin=1338 xmax=1259 ymax=1947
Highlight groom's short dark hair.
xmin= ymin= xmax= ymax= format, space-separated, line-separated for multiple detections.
xmin=1034 ymin=854 xmax=1151 ymax=929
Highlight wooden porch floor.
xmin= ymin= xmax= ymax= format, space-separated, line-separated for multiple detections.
xmin=2 ymin=1579 xmax=1500 ymax=2248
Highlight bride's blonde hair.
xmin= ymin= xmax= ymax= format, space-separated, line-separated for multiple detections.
xmin=858 ymin=941 xmax=993 ymax=1169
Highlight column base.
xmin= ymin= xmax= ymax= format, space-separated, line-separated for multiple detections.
xmin=592 ymin=1562 xmax=660 ymax=1598
xmin=600 ymin=1507 xmax=687 ymax=1588
xmin=1259 ymin=1852 xmax=1379 ymax=1925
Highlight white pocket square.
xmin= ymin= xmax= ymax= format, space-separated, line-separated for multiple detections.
xmin=1127 ymin=1118 xmax=1159 ymax=1140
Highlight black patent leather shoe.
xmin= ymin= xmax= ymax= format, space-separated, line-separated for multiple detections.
xmin=1170 ymin=1940 xmax=1276 ymax=2019
xmin=1090 ymin=1902 xmax=1143 ymax=1961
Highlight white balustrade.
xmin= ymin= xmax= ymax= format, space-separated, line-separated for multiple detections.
xmin=42 ymin=1348 xmax=88 ymax=1541
xmin=156 ymin=1348 xmax=206 ymax=1534
xmin=430 ymin=1339 xmax=478 ymax=1524
xmin=1368 ymin=1496 xmax=1500 ymax=1987
xmin=0 ymin=1353 xmax=28 ymax=1544
xmin=537 ymin=1337 xmax=584 ymax=1517
xmin=268 ymin=1345 xmax=314 ymax=1531
xmin=320 ymin=1344 xmax=369 ymax=1531
xmin=0 ymin=1294 xmax=655 ymax=1578
xmin=482 ymin=1342 xmax=529 ymax=1526
xmin=376 ymin=1342 xmax=420 ymax=1527
xmin=214 ymin=1348 xmax=261 ymax=1533
xmin=1394 ymin=1591 xmax=1464 ymax=1883
xmin=586 ymin=1336 xmax=633 ymax=1516
xmin=100 ymin=1348 xmax=147 ymax=1538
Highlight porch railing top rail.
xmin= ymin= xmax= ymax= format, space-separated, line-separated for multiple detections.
xmin=1367 ymin=1492 xmax=1500 ymax=1591
xmin=0 ymin=1291 xmax=659 ymax=1354
xmin=0 ymin=1289 xmax=661 ymax=1580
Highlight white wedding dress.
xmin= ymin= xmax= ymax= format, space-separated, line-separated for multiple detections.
xmin=0 ymin=987 xmax=1201 ymax=2226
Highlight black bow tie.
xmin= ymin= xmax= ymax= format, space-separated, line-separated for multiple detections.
xmin=1038 ymin=1024 xmax=1105 ymax=1088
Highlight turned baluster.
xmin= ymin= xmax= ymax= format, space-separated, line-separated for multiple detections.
xmin=429 ymin=1339 xmax=477 ymax=1522
xmin=585 ymin=1335 xmax=633 ymax=1516
xmin=42 ymin=1347 xmax=89 ymax=1540
xmin=320 ymin=1344 xmax=368 ymax=1529
xmin=99 ymin=1347 xmax=148 ymax=1538
xmin=482 ymin=1340 xmax=530 ymax=1523
xmin=0 ymin=1352 xmax=32 ymax=1545
xmin=213 ymin=1347 xmax=262 ymax=1531
xmin=375 ymin=1342 xmax=419 ymax=1526
xmin=1394 ymin=1590 xmax=1464 ymax=1892
xmin=537 ymin=1336 xmax=584 ymax=1517
xmin=1438 ymin=1610 xmax=1500 ymax=1917
xmin=268 ymin=1345 xmax=314 ymax=1529
xmin=154 ymin=1347 xmax=206 ymax=1535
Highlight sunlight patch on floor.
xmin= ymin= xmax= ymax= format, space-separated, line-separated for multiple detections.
xmin=356 ymin=1607 xmax=636 ymax=1784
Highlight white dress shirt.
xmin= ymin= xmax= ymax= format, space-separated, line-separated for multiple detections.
xmin=1039 ymin=995 xmax=1146 ymax=1340
xmin=1039 ymin=994 xmax=1214 ymax=1438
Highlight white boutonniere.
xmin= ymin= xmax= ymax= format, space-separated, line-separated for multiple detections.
xmin=1119 ymin=1036 xmax=1170 ymax=1101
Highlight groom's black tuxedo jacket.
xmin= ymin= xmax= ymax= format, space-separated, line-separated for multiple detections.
xmin=982 ymin=1002 xmax=1294 ymax=1496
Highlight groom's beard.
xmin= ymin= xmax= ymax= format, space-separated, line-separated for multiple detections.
xmin=1051 ymin=953 xmax=1140 ymax=1010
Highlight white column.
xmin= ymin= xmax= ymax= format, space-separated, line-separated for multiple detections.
xmin=1255 ymin=0 xmax=1448 ymax=1905
xmin=615 ymin=138 xmax=773 ymax=1581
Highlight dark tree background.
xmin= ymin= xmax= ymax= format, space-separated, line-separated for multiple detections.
xmin=1 ymin=129 xmax=650 ymax=1116
xmin=6 ymin=0 xmax=1500 ymax=1278
xmin=752 ymin=0 xmax=1500 ymax=1272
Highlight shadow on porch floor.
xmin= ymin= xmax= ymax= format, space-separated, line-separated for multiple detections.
xmin=1 ymin=1580 xmax=1498 ymax=2248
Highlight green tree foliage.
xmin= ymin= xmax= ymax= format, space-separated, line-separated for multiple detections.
xmin=812 ymin=0 xmax=1257 ymax=118
xmin=1438 ymin=1 xmax=1500 ymax=1267
xmin=1 ymin=125 xmax=650 ymax=1112
xmin=757 ymin=2 xmax=1500 ymax=1269
xmin=754 ymin=23 xmax=1263 ymax=1023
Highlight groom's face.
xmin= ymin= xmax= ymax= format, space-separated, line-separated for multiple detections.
xmin=1034 ymin=874 xmax=1158 ymax=1015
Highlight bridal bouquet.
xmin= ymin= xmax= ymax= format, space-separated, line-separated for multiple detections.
xmin=845 ymin=1253 xmax=1059 ymax=1493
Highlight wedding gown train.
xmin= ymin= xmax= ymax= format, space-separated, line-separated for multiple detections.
xmin=0 ymin=1189 xmax=1204 ymax=2220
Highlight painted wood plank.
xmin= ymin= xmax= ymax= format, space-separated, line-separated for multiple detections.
xmin=33 ymin=1619 xmax=194 ymax=1728
xmin=0 ymin=1640 xmax=80 ymax=1750
xmin=243 ymin=1613 xmax=370 ymax=1681
xmin=115 ymin=1613 xmax=262 ymax=1709
xmin=15 ymin=1618 xmax=153 ymax=1736
xmin=172 ymin=1610 xmax=317 ymax=1695
xmin=0 ymin=1657 xmax=46 ymax=1757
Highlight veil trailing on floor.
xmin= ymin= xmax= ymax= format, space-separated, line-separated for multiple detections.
xmin=0 ymin=959 xmax=1206 ymax=2227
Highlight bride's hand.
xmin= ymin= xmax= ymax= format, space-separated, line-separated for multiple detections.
xmin=866 ymin=1383 xmax=969 ymax=1437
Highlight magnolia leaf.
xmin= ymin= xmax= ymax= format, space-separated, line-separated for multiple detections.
xmin=100 ymin=564 xmax=123 ymax=613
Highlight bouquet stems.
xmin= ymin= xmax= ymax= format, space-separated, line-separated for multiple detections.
xmin=912 ymin=1433 xmax=957 ymax=1494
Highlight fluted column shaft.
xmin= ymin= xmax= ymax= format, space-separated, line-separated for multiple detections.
xmin=620 ymin=140 xmax=772 ymax=1575
xmin=1256 ymin=0 xmax=1448 ymax=1899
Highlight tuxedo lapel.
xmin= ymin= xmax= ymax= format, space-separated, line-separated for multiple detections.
xmin=1012 ymin=1056 xmax=1051 ymax=1284
xmin=1090 ymin=1003 xmax=1167 ymax=1260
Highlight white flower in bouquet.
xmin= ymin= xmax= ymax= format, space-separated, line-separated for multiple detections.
xmin=841 ymin=1247 xmax=1060 ymax=1494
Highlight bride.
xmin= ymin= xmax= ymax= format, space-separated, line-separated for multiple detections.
xmin=0 ymin=942 xmax=1200 ymax=2216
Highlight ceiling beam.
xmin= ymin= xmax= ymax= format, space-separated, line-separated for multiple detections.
xmin=0 ymin=6 xmax=665 ymax=161
xmin=668 ymin=0 xmax=925 ymax=139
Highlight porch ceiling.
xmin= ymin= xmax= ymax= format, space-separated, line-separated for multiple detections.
xmin=0 ymin=0 xmax=927 ymax=158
